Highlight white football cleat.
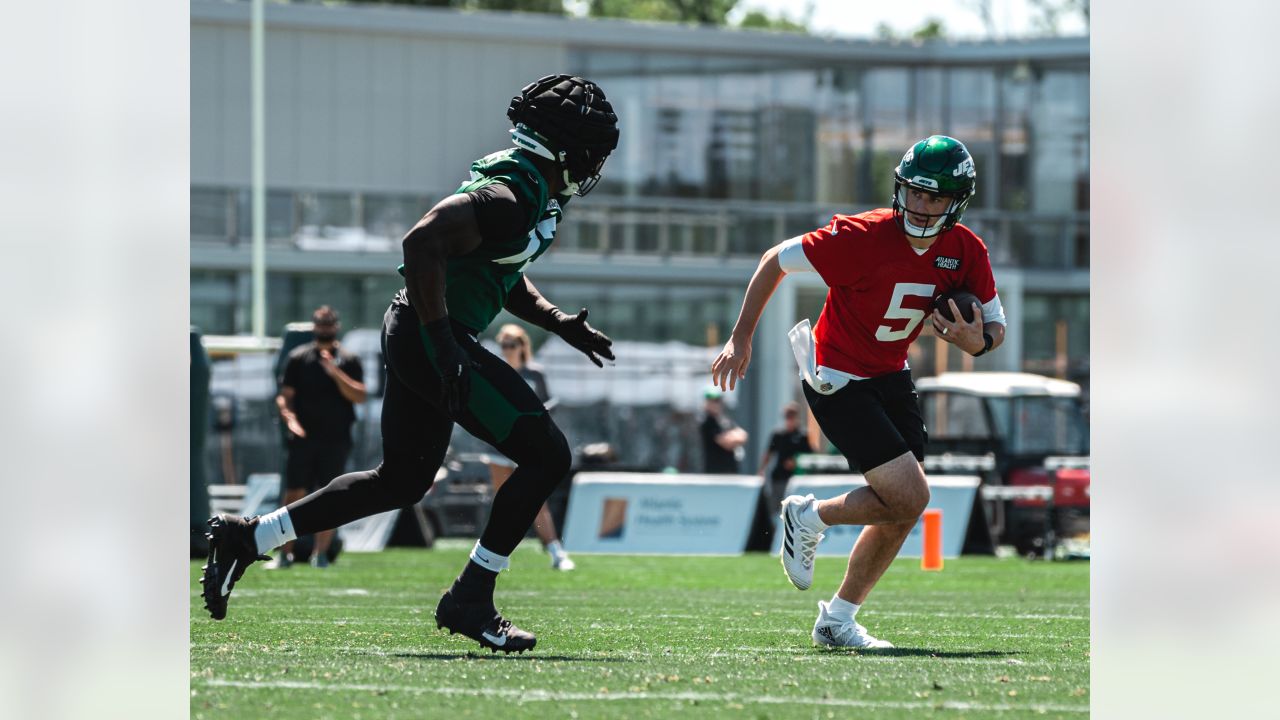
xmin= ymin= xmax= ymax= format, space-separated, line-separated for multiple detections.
xmin=811 ymin=600 xmax=894 ymax=649
xmin=779 ymin=494 xmax=824 ymax=590
xmin=551 ymin=554 xmax=576 ymax=571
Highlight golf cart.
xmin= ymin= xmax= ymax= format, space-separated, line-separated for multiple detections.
xmin=915 ymin=372 xmax=1090 ymax=556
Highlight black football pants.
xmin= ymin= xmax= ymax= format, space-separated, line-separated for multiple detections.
xmin=286 ymin=300 xmax=570 ymax=557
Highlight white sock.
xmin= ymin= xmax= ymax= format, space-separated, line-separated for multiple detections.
xmin=827 ymin=595 xmax=860 ymax=622
xmin=800 ymin=497 xmax=829 ymax=531
xmin=469 ymin=542 xmax=510 ymax=572
xmin=546 ymin=540 xmax=566 ymax=559
xmin=254 ymin=507 xmax=296 ymax=555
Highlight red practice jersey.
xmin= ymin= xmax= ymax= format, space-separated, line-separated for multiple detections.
xmin=801 ymin=208 xmax=998 ymax=378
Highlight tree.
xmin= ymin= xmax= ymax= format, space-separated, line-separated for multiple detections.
xmin=588 ymin=0 xmax=738 ymax=25
xmin=737 ymin=10 xmax=805 ymax=33
xmin=874 ymin=17 xmax=948 ymax=42
xmin=912 ymin=18 xmax=947 ymax=41
xmin=343 ymin=0 xmax=565 ymax=14
xmin=1026 ymin=0 xmax=1090 ymax=36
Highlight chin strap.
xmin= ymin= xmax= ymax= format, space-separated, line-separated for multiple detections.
xmin=902 ymin=215 xmax=944 ymax=238
xmin=561 ymin=168 xmax=580 ymax=197
xmin=896 ymin=186 xmax=956 ymax=238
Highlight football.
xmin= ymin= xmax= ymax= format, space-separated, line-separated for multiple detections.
xmin=932 ymin=289 xmax=981 ymax=323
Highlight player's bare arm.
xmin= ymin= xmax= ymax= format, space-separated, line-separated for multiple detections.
xmin=712 ymin=243 xmax=787 ymax=391
xmin=401 ymin=192 xmax=486 ymax=416
xmin=401 ymin=193 xmax=484 ymax=325
xmin=504 ymin=275 xmax=561 ymax=328
xmin=930 ymin=299 xmax=1005 ymax=355
xmin=506 ymin=276 xmax=616 ymax=367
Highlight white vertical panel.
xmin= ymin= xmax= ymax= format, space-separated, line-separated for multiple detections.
xmin=265 ymin=28 xmax=299 ymax=187
xmin=202 ymin=21 xmax=568 ymax=194
xmin=331 ymin=33 xmax=371 ymax=188
xmin=218 ymin=24 xmax=252 ymax=185
xmin=369 ymin=37 xmax=412 ymax=191
xmin=295 ymin=30 xmax=335 ymax=183
xmin=190 ymin=25 xmax=220 ymax=184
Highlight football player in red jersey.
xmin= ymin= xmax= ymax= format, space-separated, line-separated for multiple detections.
xmin=712 ymin=136 xmax=1008 ymax=649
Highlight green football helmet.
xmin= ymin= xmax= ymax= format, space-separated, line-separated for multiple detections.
xmin=891 ymin=135 xmax=977 ymax=238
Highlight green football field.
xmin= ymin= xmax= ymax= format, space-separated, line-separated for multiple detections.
xmin=190 ymin=541 xmax=1089 ymax=719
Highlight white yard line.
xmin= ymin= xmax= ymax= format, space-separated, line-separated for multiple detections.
xmin=200 ymin=678 xmax=1088 ymax=713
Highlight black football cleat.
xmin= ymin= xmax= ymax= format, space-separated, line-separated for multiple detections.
xmin=434 ymin=591 xmax=537 ymax=654
xmin=200 ymin=514 xmax=270 ymax=620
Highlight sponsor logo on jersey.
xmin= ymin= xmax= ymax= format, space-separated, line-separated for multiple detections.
xmin=935 ymin=256 xmax=960 ymax=271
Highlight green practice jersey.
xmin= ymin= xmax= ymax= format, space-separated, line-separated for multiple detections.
xmin=398 ymin=148 xmax=562 ymax=333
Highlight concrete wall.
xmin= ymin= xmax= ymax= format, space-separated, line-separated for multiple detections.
xmin=192 ymin=5 xmax=566 ymax=193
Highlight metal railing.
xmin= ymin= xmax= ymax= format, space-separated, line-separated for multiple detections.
xmin=192 ymin=187 xmax=1089 ymax=269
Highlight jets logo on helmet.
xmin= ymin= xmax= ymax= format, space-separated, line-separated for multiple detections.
xmin=507 ymin=74 xmax=620 ymax=197
xmin=891 ymin=135 xmax=977 ymax=239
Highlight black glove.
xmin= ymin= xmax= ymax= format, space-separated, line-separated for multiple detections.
xmin=550 ymin=308 xmax=615 ymax=368
xmin=423 ymin=317 xmax=475 ymax=418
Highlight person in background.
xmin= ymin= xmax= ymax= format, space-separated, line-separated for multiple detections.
xmin=700 ymin=387 xmax=748 ymax=474
xmin=757 ymin=402 xmax=813 ymax=499
xmin=485 ymin=324 xmax=575 ymax=571
xmin=274 ymin=305 xmax=367 ymax=568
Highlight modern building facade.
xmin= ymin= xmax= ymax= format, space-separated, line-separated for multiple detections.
xmin=191 ymin=0 xmax=1088 ymax=470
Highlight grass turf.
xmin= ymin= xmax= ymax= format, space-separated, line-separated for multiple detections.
xmin=191 ymin=541 xmax=1089 ymax=719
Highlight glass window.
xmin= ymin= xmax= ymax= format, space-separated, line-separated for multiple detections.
xmin=1030 ymin=69 xmax=1089 ymax=214
xmin=913 ymin=68 xmax=945 ymax=139
xmin=1010 ymin=396 xmax=1088 ymax=455
xmin=921 ymin=392 xmax=990 ymax=439
xmin=191 ymin=187 xmax=232 ymax=242
xmin=948 ymin=68 xmax=997 ymax=209
xmin=297 ymin=191 xmax=358 ymax=230
xmin=815 ymin=67 xmax=864 ymax=205
xmin=863 ymin=68 xmax=911 ymax=205
xmin=190 ymin=271 xmax=238 ymax=335
xmin=1021 ymin=293 xmax=1090 ymax=375
xmin=364 ymin=194 xmax=428 ymax=244
xmin=236 ymin=189 xmax=296 ymax=244
xmin=998 ymin=66 xmax=1032 ymax=213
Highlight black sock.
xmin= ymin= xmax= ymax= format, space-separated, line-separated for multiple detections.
xmin=450 ymin=560 xmax=497 ymax=604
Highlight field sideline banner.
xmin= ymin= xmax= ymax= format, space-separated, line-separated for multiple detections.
xmin=774 ymin=475 xmax=980 ymax=558
xmin=563 ymin=472 xmax=764 ymax=555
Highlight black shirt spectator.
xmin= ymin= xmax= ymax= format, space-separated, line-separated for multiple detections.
xmin=766 ymin=427 xmax=813 ymax=483
xmin=274 ymin=305 xmax=367 ymax=568
xmin=280 ymin=343 xmax=365 ymax=441
xmin=700 ymin=389 xmax=747 ymax=474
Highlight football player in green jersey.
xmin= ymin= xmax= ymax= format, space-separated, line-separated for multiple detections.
xmin=200 ymin=75 xmax=619 ymax=654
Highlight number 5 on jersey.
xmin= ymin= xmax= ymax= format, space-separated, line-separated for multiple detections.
xmin=875 ymin=283 xmax=936 ymax=342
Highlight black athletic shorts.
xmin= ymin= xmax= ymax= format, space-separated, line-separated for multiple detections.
xmin=285 ymin=435 xmax=352 ymax=491
xmin=801 ymin=369 xmax=927 ymax=473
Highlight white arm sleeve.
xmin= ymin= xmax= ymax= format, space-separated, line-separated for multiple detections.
xmin=982 ymin=294 xmax=1007 ymax=326
xmin=777 ymin=237 xmax=816 ymax=274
